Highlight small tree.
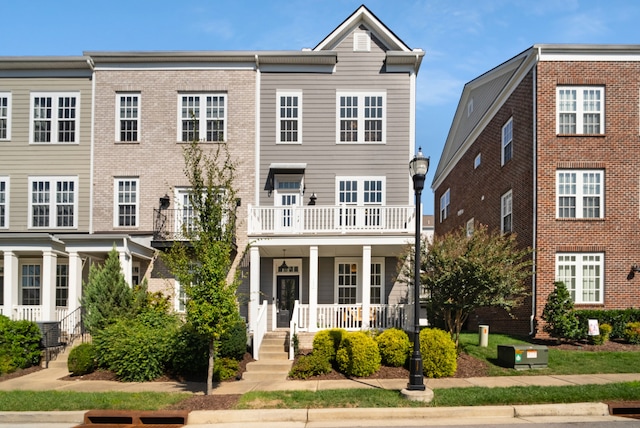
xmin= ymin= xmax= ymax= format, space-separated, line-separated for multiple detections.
xmin=415 ymin=223 xmax=533 ymax=346
xmin=542 ymin=281 xmax=581 ymax=341
xmin=81 ymin=248 xmax=134 ymax=334
xmin=163 ymin=140 xmax=241 ymax=395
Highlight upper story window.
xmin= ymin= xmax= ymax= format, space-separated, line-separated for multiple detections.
xmin=557 ymin=86 xmax=604 ymax=135
xmin=277 ymin=91 xmax=302 ymax=144
xmin=0 ymin=92 xmax=10 ymax=140
xmin=178 ymin=94 xmax=226 ymax=142
xmin=501 ymin=117 xmax=513 ymax=165
xmin=474 ymin=153 xmax=481 ymax=169
xmin=116 ymin=93 xmax=140 ymax=142
xmin=114 ymin=178 xmax=138 ymax=227
xmin=439 ymin=188 xmax=450 ymax=223
xmin=0 ymin=178 xmax=7 ymax=229
xmin=556 ymin=253 xmax=603 ymax=304
xmin=28 ymin=177 xmax=78 ymax=229
xmin=557 ymin=170 xmax=603 ymax=219
xmin=501 ymin=190 xmax=513 ymax=234
xmin=30 ymin=92 xmax=79 ymax=144
xmin=337 ymin=92 xmax=385 ymax=144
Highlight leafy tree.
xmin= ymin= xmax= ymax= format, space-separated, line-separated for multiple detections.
xmin=417 ymin=223 xmax=533 ymax=346
xmin=163 ymin=140 xmax=241 ymax=395
xmin=81 ymin=248 xmax=134 ymax=334
xmin=542 ymin=281 xmax=581 ymax=341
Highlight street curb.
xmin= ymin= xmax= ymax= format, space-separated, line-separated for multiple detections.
xmin=0 ymin=411 xmax=86 ymax=424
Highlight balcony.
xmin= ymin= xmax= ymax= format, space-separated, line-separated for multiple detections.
xmin=248 ymin=205 xmax=416 ymax=235
xmin=152 ymin=208 xmax=236 ymax=249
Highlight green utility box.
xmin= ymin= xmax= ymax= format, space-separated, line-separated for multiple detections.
xmin=497 ymin=345 xmax=548 ymax=370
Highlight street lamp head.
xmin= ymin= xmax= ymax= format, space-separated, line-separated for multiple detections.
xmin=409 ymin=147 xmax=430 ymax=178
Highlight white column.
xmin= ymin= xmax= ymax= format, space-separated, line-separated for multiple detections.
xmin=308 ymin=246 xmax=318 ymax=332
xmin=3 ymin=251 xmax=18 ymax=319
xmin=119 ymin=251 xmax=132 ymax=287
xmin=249 ymin=246 xmax=261 ymax=332
xmin=361 ymin=245 xmax=371 ymax=328
xmin=41 ymin=250 xmax=57 ymax=320
xmin=68 ymin=252 xmax=82 ymax=314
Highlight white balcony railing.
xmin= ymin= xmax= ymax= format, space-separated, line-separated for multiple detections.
xmin=248 ymin=205 xmax=416 ymax=235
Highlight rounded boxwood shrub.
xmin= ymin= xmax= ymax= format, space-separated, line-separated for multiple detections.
xmin=312 ymin=328 xmax=346 ymax=364
xmin=288 ymin=352 xmax=332 ymax=379
xmin=623 ymin=321 xmax=640 ymax=344
xmin=219 ymin=318 xmax=248 ymax=360
xmin=336 ymin=331 xmax=381 ymax=377
xmin=67 ymin=343 xmax=97 ymax=376
xmin=0 ymin=316 xmax=42 ymax=374
xmin=590 ymin=323 xmax=612 ymax=345
xmin=419 ymin=328 xmax=457 ymax=378
xmin=375 ymin=328 xmax=410 ymax=367
xmin=213 ymin=357 xmax=240 ymax=381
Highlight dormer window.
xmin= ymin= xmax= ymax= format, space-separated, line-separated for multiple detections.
xmin=354 ymin=32 xmax=371 ymax=52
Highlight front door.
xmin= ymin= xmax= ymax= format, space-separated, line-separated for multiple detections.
xmin=276 ymin=275 xmax=299 ymax=328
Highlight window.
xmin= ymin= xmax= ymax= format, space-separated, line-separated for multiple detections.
xmin=132 ymin=262 xmax=140 ymax=286
xmin=30 ymin=92 xmax=79 ymax=143
xmin=277 ymin=91 xmax=301 ymax=143
xmin=439 ymin=189 xmax=450 ymax=222
xmin=0 ymin=92 xmax=10 ymax=140
xmin=337 ymin=92 xmax=385 ymax=143
xmin=28 ymin=177 xmax=78 ymax=228
xmin=467 ymin=98 xmax=474 ymax=117
xmin=474 ymin=153 xmax=481 ymax=169
xmin=557 ymin=170 xmax=603 ymax=219
xmin=114 ymin=178 xmax=138 ymax=227
xmin=557 ymin=87 xmax=604 ymax=134
xmin=337 ymin=261 xmax=357 ymax=304
xmin=178 ymin=94 xmax=226 ymax=142
xmin=175 ymin=281 xmax=186 ymax=313
xmin=116 ymin=93 xmax=139 ymax=142
xmin=501 ymin=117 xmax=513 ymax=165
xmin=556 ymin=253 xmax=603 ymax=303
xmin=466 ymin=218 xmax=474 ymax=237
xmin=501 ymin=190 xmax=512 ymax=233
xmin=0 ymin=178 xmax=7 ymax=229
xmin=336 ymin=177 xmax=384 ymax=228
xmin=370 ymin=260 xmax=384 ymax=304
xmin=56 ymin=264 xmax=68 ymax=307
xmin=21 ymin=263 xmax=41 ymax=305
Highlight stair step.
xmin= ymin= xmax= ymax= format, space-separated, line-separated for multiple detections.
xmin=246 ymin=360 xmax=291 ymax=372
xmin=242 ymin=372 xmax=289 ymax=382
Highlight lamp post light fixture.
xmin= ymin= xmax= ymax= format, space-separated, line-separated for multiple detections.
xmin=407 ymin=147 xmax=429 ymax=391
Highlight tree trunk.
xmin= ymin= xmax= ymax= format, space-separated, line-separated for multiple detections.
xmin=207 ymin=339 xmax=214 ymax=395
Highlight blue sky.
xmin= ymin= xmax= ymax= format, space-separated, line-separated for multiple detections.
xmin=3 ymin=0 xmax=639 ymax=213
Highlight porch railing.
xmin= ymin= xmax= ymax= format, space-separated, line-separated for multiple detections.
xmin=253 ymin=300 xmax=268 ymax=360
xmin=248 ymin=205 xmax=416 ymax=235
xmin=294 ymin=303 xmax=409 ymax=332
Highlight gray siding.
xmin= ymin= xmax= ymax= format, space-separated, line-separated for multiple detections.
xmin=258 ymin=30 xmax=412 ymax=207
xmin=0 ymin=76 xmax=93 ymax=231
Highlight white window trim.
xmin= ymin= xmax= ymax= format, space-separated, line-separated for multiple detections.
xmin=174 ymin=279 xmax=186 ymax=313
xmin=336 ymin=91 xmax=386 ymax=144
xmin=19 ymin=259 xmax=42 ymax=306
xmin=28 ymin=176 xmax=78 ymax=229
xmin=501 ymin=190 xmax=513 ymax=234
xmin=276 ymin=90 xmax=302 ymax=144
xmin=439 ymin=188 xmax=450 ymax=223
xmin=0 ymin=177 xmax=8 ymax=229
xmin=556 ymin=86 xmax=605 ymax=135
xmin=334 ymin=176 xmax=386 ymax=206
xmin=115 ymin=93 xmax=140 ymax=142
xmin=29 ymin=92 xmax=80 ymax=144
xmin=501 ymin=117 xmax=513 ymax=166
xmin=555 ymin=253 xmax=604 ymax=304
xmin=335 ymin=258 xmax=360 ymax=304
xmin=113 ymin=177 xmax=139 ymax=228
xmin=176 ymin=93 xmax=227 ymax=143
xmin=556 ymin=170 xmax=604 ymax=219
xmin=370 ymin=257 xmax=385 ymax=305
xmin=0 ymin=92 xmax=11 ymax=141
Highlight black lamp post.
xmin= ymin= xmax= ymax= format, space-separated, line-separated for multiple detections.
xmin=407 ymin=147 xmax=429 ymax=391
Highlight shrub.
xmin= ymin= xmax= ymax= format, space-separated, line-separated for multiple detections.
xmin=0 ymin=317 xmax=42 ymax=374
xmin=590 ymin=323 xmax=612 ymax=345
xmin=219 ymin=318 xmax=247 ymax=360
xmin=575 ymin=309 xmax=640 ymax=339
xmin=67 ymin=343 xmax=97 ymax=376
xmin=623 ymin=322 xmax=640 ymax=345
xmin=375 ymin=328 xmax=410 ymax=367
xmin=169 ymin=323 xmax=209 ymax=377
xmin=312 ymin=329 xmax=346 ymax=364
xmin=288 ymin=353 xmax=332 ymax=379
xmin=213 ymin=357 xmax=240 ymax=381
xmin=419 ymin=328 xmax=457 ymax=378
xmin=542 ymin=282 xmax=581 ymax=341
xmin=336 ymin=331 xmax=381 ymax=377
xmin=94 ymin=313 xmax=179 ymax=382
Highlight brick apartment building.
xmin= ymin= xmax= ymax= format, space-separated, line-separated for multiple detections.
xmin=432 ymin=45 xmax=640 ymax=336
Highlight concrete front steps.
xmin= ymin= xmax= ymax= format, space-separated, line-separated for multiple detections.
xmin=243 ymin=332 xmax=292 ymax=382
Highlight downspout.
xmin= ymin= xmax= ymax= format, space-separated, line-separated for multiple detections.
xmin=530 ymin=48 xmax=540 ymax=336
xmin=88 ymin=57 xmax=96 ymax=234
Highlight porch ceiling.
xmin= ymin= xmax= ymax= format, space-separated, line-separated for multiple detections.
xmin=258 ymin=243 xmax=408 ymax=258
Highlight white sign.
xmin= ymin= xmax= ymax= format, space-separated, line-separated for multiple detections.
xmin=588 ymin=319 xmax=600 ymax=336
